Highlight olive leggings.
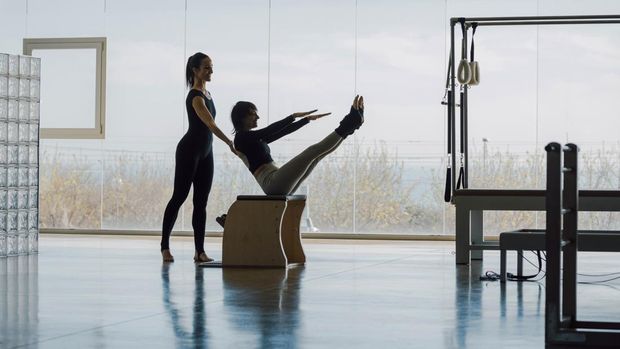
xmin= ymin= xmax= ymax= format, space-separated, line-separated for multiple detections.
xmin=255 ymin=132 xmax=344 ymax=195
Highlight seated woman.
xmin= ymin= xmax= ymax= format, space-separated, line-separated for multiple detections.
xmin=232 ymin=95 xmax=365 ymax=196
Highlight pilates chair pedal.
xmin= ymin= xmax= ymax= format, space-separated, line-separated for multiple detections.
xmin=198 ymin=260 xmax=223 ymax=268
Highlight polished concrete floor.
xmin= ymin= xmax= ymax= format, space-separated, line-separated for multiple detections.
xmin=1 ymin=235 xmax=619 ymax=349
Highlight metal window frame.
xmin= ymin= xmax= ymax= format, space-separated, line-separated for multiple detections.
xmin=23 ymin=37 xmax=106 ymax=139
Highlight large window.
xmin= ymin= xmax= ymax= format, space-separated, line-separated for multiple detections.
xmin=2 ymin=0 xmax=620 ymax=235
xmin=24 ymin=37 xmax=106 ymax=139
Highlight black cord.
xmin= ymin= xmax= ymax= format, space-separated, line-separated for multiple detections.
xmin=480 ymin=251 xmax=544 ymax=282
xmin=481 ymin=250 xmax=620 ymax=285
xmin=578 ymin=275 xmax=620 ymax=284
xmin=480 ymin=270 xmax=501 ymax=281
xmin=522 ymin=251 xmax=544 ymax=271
xmin=506 ymin=251 xmax=543 ymax=280
xmin=537 ymin=250 xmax=620 ymax=279
xmin=581 ymin=283 xmax=620 ymax=293
xmin=578 ymin=271 xmax=620 ymax=277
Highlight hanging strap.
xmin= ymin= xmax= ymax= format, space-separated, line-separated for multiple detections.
xmin=470 ymin=23 xmax=477 ymax=62
xmin=442 ymin=44 xmax=453 ymax=98
xmin=457 ymin=88 xmax=466 ymax=190
xmin=457 ymin=19 xmax=472 ymax=85
xmin=444 ymin=89 xmax=453 ymax=202
xmin=460 ymin=20 xmax=467 ymax=60
xmin=468 ymin=23 xmax=480 ymax=86
xmin=457 ymin=167 xmax=464 ymax=190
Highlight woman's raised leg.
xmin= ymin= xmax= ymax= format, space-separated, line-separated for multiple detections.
xmin=262 ymin=96 xmax=365 ymax=195
xmin=264 ymin=132 xmax=343 ymax=195
xmin=288 ymin=137 xmax=344 ymax=195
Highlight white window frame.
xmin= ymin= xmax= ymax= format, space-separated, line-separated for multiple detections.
xmin=23 ymin=37 xmax=106 ymax=139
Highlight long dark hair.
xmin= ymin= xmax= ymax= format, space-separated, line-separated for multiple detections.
xmin=185 ymin=52 xmax=209 ymax=88
xmin=231 ymin=101 xmax=257 ymax=133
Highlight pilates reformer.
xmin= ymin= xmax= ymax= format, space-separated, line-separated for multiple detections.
xmin=441 ymin=15 xmax=620 ymax=265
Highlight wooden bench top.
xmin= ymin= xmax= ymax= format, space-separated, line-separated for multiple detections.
xmin=236 ymin=195 xmax=307 ymax=201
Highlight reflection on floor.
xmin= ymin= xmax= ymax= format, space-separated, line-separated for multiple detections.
xmin=1 ymin=235 xmax=619 ymax=348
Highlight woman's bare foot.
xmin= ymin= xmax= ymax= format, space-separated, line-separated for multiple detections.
xmin=162 ymin=249 xmax=175 ymax=262
xmin=194 ymin=252 xmax=214 ymax=263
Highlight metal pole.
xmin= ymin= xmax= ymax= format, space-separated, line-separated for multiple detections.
xmin=462 ymin=33 xmax=469 ymax=189
xmin=562 ymin=144 xmax=579 ymax=325
xmin=545 ymin=142 xmax=562 ymax=342
xmin=458 ymin=14 xmax=620 ymax=22
xmin=450 ymin=20 xmax=456 ymax=197
xmin=476 ymin=20 xmax=620 ymax=26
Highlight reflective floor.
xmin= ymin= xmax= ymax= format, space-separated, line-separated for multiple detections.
xmin=1 ymin=235 xmax=619 ymax=348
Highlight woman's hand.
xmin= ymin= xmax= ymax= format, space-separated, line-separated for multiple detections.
xmin=291 ymin=109 xmax=319 ymax=118
xmin=305 ymin=112 xmax=331 ymax=121
xmin=291 ymin=109 xmax=331 ymax=121
xmin=228 ymin=141 xmax=241 ymax=156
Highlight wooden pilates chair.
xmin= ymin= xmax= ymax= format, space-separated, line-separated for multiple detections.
xmin=204 ymin=195 xmax=307 ymax=268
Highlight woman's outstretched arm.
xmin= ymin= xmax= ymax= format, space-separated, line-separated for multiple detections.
xmin=251 ymin=110 xmax=329 ymax=140
xmin=263 ymin=112 xmax=331 ymax=143
xmin=262 ymin=118 xmax=308 ymax=143
xmin=249 ymin=114 xmax=297 ymax=139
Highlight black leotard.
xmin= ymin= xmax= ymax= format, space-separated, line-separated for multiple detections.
xmin=179 ymin=89 xmax=216 ymax=155
xmin=161 ymin=89 xmax=216 ymax=253
xmin=234 ymin=115 xmax=309 ymax=172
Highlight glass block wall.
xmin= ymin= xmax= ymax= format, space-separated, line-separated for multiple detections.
xmin=0 ymin=53 xmax=40 ymax=257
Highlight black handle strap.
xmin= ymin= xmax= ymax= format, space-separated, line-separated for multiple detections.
xmin=460 ymin=90 xmax=465 ymax=153
xmin=443 ymin=45 xmax=453 ymax=96
xmin=460 ymin=19 xmax=467 ymax=60
xmin=457 ymin=90 xmax=466 ymax=190
xmin=444 ymin=168 xmax=452 ymax=202
xmin=444 ymin=90 xmax=453 ymax=203
xmin=470 ymin=23 xmax=478 ymax=62
xmin=447 ymin=90 xmax=453 ymax=155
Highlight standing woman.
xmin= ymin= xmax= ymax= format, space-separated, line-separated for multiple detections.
xmin=161 ymin=52 xmax=236 ymax=263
